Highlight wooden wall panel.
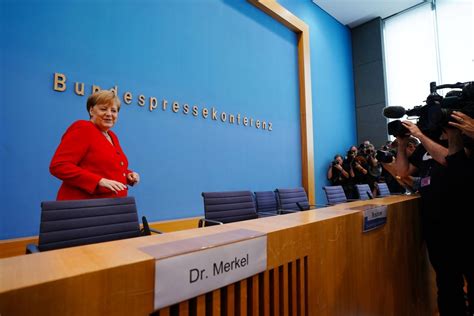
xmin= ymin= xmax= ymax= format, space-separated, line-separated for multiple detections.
xmin=247 ymin=0 xmax=315 ymax=204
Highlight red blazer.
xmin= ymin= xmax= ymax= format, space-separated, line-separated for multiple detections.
xmin=50 ymin=120 xmax=132 ymax=200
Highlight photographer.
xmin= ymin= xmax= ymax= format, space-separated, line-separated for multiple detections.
xmin=327 ymin=154 xmax=349 ymax=185
xmin=343 ymin=147 xmax=358 ymax=199
xmin=444 ymin=119 xmax=474 ymax=316
xmin=352 ymin=154 xmax=369 ymax=186
xmin=377 ymin=137 xmax=419 ymax=194
xmin=385 ymin=80 xmax=474 ymax=315
xmin=365 ymin=144 xmax=382 ymax=196
xmin=395 ymin=121 xmax=469 ymax=316
xmin=327 ymin=154 xmax=356 ymax=199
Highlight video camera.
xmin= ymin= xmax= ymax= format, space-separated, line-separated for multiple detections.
xmin=383 ymin=81 xmax=474 ymax=137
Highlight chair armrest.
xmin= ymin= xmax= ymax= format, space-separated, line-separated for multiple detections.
xmin=257 ymin=211 xmax=278 ymax=217
xmin=198 ymin=218 xmax=224 ymax=227
xmin=326 ymin=199 xmax=359 ymax=206
xmin=141 ymin=216 xmax=163 ymax=235
xmin=278 ymin=208 xmax=300 ymax=214
xmin=26 ymin=244 xmax=40 ymax=254
xmin=149 ymin=228 xmax=164 ymax=234
xmin=312 ymin=204 xmax=329 ymax=209
xmin=296 ymin=202 xmax=323 ymax=210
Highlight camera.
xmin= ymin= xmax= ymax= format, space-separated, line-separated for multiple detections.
xmin=387 ymin=120 xmax=410 ymax=138
xmin=332 ymin=160 xmax=339 ymax=166
xmin=376 ymin=149 xmax=394 ymax=163
xmin=365 ymin=148 xmax=375 ymax=156
xmin=384 ymin=81 xmax=474 ymax=136
xmin=346 ymin=150 xmax=356 ymax=160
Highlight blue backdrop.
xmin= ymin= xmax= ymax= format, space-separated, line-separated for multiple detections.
xmin=280 ymin=0 xmax=357 ymax=206
xmin=0 ymin=0 xmax=356 ymax=239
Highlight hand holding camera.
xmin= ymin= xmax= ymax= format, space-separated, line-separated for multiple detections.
xmin=384 ymin=81 xmax=474 ymax=138
xmin=332 ymin=160 xmax=343 ymax=171
xmin=449 ymin=111 xmax=474 ymax=139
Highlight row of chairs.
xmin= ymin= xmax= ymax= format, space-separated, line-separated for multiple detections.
xmin=199 ymin=188 xmax=315 ymax=227
xmin=323 ymin=182 xmax=393 ymax=205
xmin=27 ymin=183 xmax=394 ymax=253
xmin=27 ymin=188 xmax=314 ymax=252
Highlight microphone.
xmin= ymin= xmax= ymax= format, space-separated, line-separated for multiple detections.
xmin=382 ymin=106 xmax=406 ymax=118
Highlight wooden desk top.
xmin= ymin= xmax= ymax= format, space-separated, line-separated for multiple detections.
xmin=0 ymin=195 xmax=418 ymax=295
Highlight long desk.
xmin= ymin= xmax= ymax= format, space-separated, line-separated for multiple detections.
xmin=0 ymin=195 xmax=436 ymax=315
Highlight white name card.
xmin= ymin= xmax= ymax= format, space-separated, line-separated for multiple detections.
xmin=363 ymin=205 xmax=387 ymax=232
xmin=141 ymin=230 xmax=267 ymax=310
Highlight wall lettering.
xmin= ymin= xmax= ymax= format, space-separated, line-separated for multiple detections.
xmin=52 ymin=72 xmax=273 ymax=132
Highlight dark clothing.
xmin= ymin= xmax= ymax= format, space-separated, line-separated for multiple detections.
xmin=380 ymin=168 xmax=405 ymax=194
xmin=353 ymin=156 xmax=369 ymax=185
xmin=330 ymin=163 xmax=356 ymax=200
xmin=445 ymin=149 xmax=474 ymax=315
xmin=328 ymin=166 xmax=345 ymax=186
xmin=342 ymin=159 xmax=357 ymax=199
xmin=409 ymin=144 xmax=448 ymax=222
xmin=366 ymin=156 xmax=382 ymax=193
xmin=409 ymin=143 xmax=470 ymax=316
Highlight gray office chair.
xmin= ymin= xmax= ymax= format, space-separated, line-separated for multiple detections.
xmin=355 ymin=184 xmax=373 ymax=200
xmin=275 ymin=187 xmax=319 ymax=212
xmin=376 ymin=182 xmax=391 ymax=197
xmin=199 ymin=190 xmax=276 ymax=227
xmin=254 ymin=191 xmax=279 ymax=216
xmin=26 ymin=196 xmax=161 ymax=253
xmin=323 ymin=185 xmax=359 ymax=205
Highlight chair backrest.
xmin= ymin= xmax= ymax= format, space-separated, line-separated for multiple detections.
xmin=254 ymin=191 xmax=279 ymax=214
xmin=356 ymin=184 xmax=372 ymax=200
xmin=323 ymin=185 xmax=348 ymax=205
xmin=275 ymin=187 xmax=309 ymax=211
xmin=201 ymin=191 xmax=258 ymax=224
xmin=377 ymin=182 xmax=391 ymax=197
xmin=38 ymin=197 xmax=142 ymax=252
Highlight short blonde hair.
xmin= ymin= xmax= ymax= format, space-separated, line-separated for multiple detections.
xmin=86 ymin=90 xmax=121 ymax=114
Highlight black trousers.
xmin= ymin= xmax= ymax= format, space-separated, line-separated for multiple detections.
xmin=425 ymin=220 xmax=472 ymax=316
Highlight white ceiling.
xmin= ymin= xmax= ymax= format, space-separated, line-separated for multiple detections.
xmin=312 ymin=0 xmax=425 ymax=28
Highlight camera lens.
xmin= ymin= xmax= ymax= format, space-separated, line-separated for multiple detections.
xmin=376 ymin=150 xmax=394 ymax=163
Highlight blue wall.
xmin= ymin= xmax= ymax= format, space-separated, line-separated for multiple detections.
xmin=281 ymin=0 xmax=357 ymax=204
xmin=0 ymin=0 xmax=355 ymax=239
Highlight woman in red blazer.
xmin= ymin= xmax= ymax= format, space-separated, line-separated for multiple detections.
xmin=50 ymin=90 xmax=139 ymax=200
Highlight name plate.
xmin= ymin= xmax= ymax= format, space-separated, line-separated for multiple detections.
xmin=141 ymin=229 xmax=267 ymax=310
xmin=362 ymin=205 xmax=387 ymax=232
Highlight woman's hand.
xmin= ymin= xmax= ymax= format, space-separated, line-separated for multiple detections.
xmin=449 ymin=111 xmax=474 ymax=139
xmin=98 ymin=178 xmax=127 ymax=193
xmin=127 ymin=172 xmax=140 ymax=186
